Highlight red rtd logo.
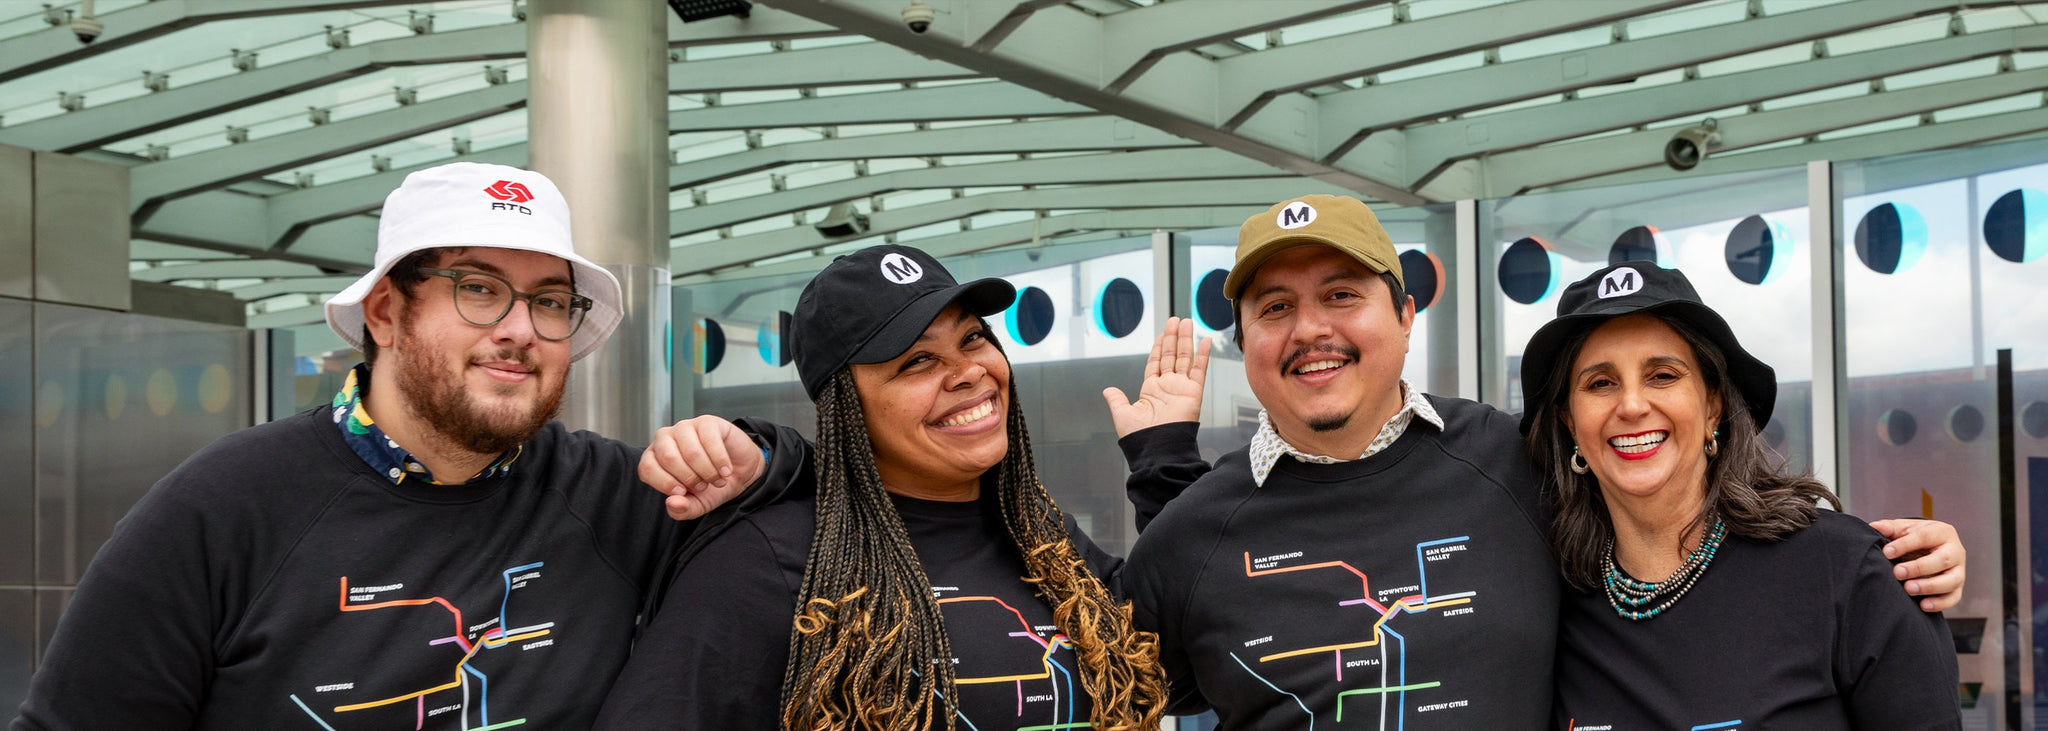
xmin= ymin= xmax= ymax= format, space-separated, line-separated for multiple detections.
xmin=484 ymin=180 xmax=534 ymax=214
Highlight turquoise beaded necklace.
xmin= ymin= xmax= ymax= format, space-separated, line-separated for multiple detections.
xmin=1601 ymin=514 xmax=1727 ymax=621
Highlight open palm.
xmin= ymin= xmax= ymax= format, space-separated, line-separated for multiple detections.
xmin=1103 ymin=316 xmax=1212 ymax=439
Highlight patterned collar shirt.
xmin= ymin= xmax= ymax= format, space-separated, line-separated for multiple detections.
xmin=1246 ymin=379 xmax=1444 ymax=487
xmin=331 ymin=363 xmax=521 ymax=485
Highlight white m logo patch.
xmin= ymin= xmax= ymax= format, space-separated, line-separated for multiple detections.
xmin=1598 ymin=267 xmax=1643 ymax=299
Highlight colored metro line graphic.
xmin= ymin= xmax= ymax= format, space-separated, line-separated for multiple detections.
xmin=1229 ymin=536 xmax=1480 ymax=728
xmin=292 ymin=563 xmax=556 ymax=730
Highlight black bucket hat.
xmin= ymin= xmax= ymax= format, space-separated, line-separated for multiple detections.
xmin=790 ymin=244 xmax=1017 ymax=401
xmin=1517 ymin=263 xmax=1776 ymax=433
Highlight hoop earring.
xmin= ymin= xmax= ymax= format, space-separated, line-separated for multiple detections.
xmin=1704 ymin=430 xmax=1721 ymax=459
xmin=1570 ymin=445 xmax=1589 ymax=475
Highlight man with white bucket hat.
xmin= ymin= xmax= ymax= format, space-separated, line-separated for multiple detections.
xmin=13 ymin=163 xmax=752 ymax=730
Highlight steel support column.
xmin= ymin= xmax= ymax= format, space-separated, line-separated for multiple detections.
xmin=529 ymin=0 xmax=670 ymax=442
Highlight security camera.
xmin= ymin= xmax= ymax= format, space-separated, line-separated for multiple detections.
xmin=70 ymin=15 xmax=102 ymax=44
xmin=901 ymin=0 xmax=933 ymax=33
xmin=1663 ymin=117 xmax=1720 ymax=171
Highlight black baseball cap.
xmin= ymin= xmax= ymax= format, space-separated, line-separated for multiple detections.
xmin=790 ymin=244 xmax=1017 ymax=400
xmin=1518 ymin=263 xmax=1777 ymax=433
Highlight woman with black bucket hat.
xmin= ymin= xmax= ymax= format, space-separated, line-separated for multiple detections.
xmin=592 ymin=245 xmax=1167 ymax=730
xmin=1520 ymin=263 xmax=1960 ymax=729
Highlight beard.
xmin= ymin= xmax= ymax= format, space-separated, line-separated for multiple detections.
xmin=1307 ymin=413 xmax=1352 ymax=432
xmin=1281 ymin=342 xmax=1362 ymax=434
xmin=393 ymin=309 xmax=564 ymax=456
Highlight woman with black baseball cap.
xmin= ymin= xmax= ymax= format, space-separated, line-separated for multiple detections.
xmin=594 ymin=245 xmax=1165 ymax=730
xmin=1520 ymin=263 xmax=1960 ymax=729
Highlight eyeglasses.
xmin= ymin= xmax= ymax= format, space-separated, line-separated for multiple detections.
xmin=416 ymin=267 xmax=592 ymax=341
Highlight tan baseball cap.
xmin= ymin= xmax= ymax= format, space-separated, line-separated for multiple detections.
xmin=1225 ymin=194 xmax=1401 ymax=300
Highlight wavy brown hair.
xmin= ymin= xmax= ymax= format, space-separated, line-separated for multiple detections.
xmin=1523 ymin=313 xmax=1841 ymax=589
xmin=779 ymin=335 xmax=1166 ymax=729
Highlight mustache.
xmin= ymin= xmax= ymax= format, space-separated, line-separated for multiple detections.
xmin=471 ymin=348 xmax=539 ymax=371
xmin=1280 ymin=342 xmax=1360 ymax=375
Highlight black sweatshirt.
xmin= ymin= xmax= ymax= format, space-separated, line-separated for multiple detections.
xmin=594 ymin=426 xmax=1124 ymax=731
xmin=1555 ymin=510 xmax=1961 ymax=731
xmin=11 ymin=407 xmax=677 ymax=731
xmin=1119 ymin=395 xmax=1560 ymax=730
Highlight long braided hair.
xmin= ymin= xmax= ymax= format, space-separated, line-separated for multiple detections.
xmin=779 ymin=335 xmax=1167 ymax=730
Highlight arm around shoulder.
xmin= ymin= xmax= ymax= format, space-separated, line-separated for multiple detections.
xmin=1837 ymin=523 xmax=1963 ymax=730
xmin=594 ymin=516 xmax=798 ymax=731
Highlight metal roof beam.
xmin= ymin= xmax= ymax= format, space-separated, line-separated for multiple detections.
xmin=762 ymin=0 xmax=1426 ymax=205
xmin=0 ymin=0 xmax=421 ymax=82
xmin=1407 ymin=24 xmax=2048 ymax=192
xmin=1216 ymin=0 xmax=1689 ymax=128
xmin=667 ymin=82 xmax=1091 ymax=132
xmin=225 ymin=275 xmax=364 ymax=300
xmin=1103 ymin=1 xmax=1374 ymax=93
xmin=262 ymin=143 xmax=530 ymax=244
xmin=670 ymin=42 xmax=977 ymax=93
xmin=671 ymin=177 xmax=1348 ymax=275
xmin=132 ymin=260 xmax=330 ymax=283
xmin=669 ymin=147 xmax=1283 ymax=235
xmin=670 ymin=116 xmax=1193 ymax=189
xmin=1315 ymin=0 xmax=1998 ymax=160
xmin=248 ymin=304 xmax=331 ymax=330
xmin=1486 ymin=65 xmax=2048 ymax=194
xmin=130 ymin=81 xmax=527 ymax=211
xmin=1547 ymin=105 xmax=2048 ymax=193
xmin=682 ymin=206 xmax=1264 ymax=284
xmin=0 ymin=23 xmax=525 ymax=153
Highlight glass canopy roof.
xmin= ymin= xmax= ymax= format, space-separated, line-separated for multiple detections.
xmin=2 ymin=0 xmax=2042 ymax=327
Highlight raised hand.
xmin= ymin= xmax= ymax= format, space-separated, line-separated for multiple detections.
xmin=1102 ymin=316 xmax=1212 ymax=439
xmin=642 ymin=415 xmax=765 ymax=520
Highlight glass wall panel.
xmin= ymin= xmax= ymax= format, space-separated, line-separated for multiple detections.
xmin=1477 ymin=166 xmax=1816 ymax=471
xmin=0 ymin=589 xmax=30 ymax=719
xmin=1835 ymin=137 xmax=2048 ymax=729
xmin=0 ymin=298 xmax=31 ymax=586
xmin=674 ymin=235 xmax=1161 ymax=556
xmin=280 ymin=320 xmax=359 ymax=414
xmin=1172 ymin=203 xmax=1460 ymax=461
xmin=32 ymin=303 xmax=252 ymax=585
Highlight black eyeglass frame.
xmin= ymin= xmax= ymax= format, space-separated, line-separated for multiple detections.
xmin=415 ymin=267 xmax=594 ymax=342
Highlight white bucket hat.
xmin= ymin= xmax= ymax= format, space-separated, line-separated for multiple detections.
xmin=325 ymin=162 xmax=624 ymax=362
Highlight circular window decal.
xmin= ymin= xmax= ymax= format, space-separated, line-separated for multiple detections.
xmin=1498 ymin=237 xmax=1559 ymax=305
xmin=1984 ymin=188 xmax=2048 ymax=264
xmin=1095 ymin=278 xmax=1145 ymax=338
xmin=1853 ymin=202 xmax=1929 ymax=275
xmin=1194 ymin=269 xmax=1233 ymax=331
xmin=1608 ymin=225 xmax=1662 ymax=266
xmin=693 ymin=318 xmax=726 ymax=374
xmin=2023 ymin=401 xmax=2048 ymax=440
xmin=1399 ymin=250 xmax=1444 ymax=313
xmin=1006 ymin=286 xmax=1055 ymax=346
xmin=1725 ymin=215 xmax=1792 ymax=285
xmin=1877 ymin=408 xmax=1917 ymax=447
xmin=758 ymin=311 xmax=792 ymax=366
xmin=1947 ymin=404 xmax=1984 ymax=443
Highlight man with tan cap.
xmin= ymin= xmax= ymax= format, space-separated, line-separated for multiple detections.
xmin=13 ymin=163 xmax=746 ymax=731
xmin=1109 ymin=195 xmax=1967 ymax=728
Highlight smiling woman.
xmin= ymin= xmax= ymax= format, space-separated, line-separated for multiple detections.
xmin=593 ymin=244 xmax=1167 ymax=731
xmin=1520 ymin=263 xmax=1961 ymax=730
